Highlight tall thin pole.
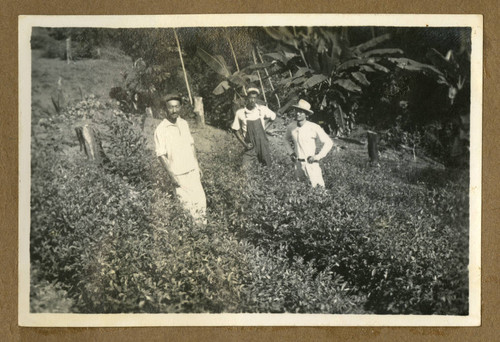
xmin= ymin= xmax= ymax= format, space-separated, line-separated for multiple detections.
xmin=252 ymin=47 xmax=267 ymax=104
xmin=173 ymin=28 xmax=193 ymax=105
xmin=256 ymin=46 xmax=281 ymax=108
xmin=225 ymin=29 xmax=247 ymax=96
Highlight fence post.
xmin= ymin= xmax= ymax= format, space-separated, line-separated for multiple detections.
xmin=66 ymin=37 xmax=72 ymax=64
xmin=193 ymin=96 xmax=205 ymax=126
xmin=75 ymin=125 xmax=110 ymax=165
xmin=367 ymin=130 xmax=380 ymax=166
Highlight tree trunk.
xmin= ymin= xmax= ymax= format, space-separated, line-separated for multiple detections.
xmin=75 ymin=125 xmax=110 ymax=165
xmin=367 ymin=130 xmax=380 ymax=166
xmin=193 ymin=96 xmax=205 ymax=126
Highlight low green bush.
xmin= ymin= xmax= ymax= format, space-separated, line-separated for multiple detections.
xmin=234 ymin=148 xmax=469 ymax=314
xmin=31 ymin=97 xmax=469 ymax=314
xmin=31 ymin=100 xmax=361 ymax=313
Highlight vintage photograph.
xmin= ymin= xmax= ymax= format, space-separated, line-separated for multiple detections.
xmin=19 ymin=14 xmax=482 ymax=326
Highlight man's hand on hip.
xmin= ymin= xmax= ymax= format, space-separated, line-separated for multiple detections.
xmin=170 ymin=175 xmax=180 ymax=188
xmin=307 ymin=155 xmax=319 ymax=163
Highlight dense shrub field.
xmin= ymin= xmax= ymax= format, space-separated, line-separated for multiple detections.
xmin=30 ymin=94 xmax=468 ymax=314
xmin=30 ymin=99 xmax=366 ymax=313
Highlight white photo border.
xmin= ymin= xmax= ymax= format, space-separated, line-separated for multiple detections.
xmin=19 ymin=13 xmax=483 ymax=327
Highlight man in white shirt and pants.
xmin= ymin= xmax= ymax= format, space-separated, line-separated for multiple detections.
xmin=154 ymin=94 xmax=206 ymax=223
xmin=284 ymin=99 xmax=333 ymax=188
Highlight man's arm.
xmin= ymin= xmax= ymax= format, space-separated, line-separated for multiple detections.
xmin=190 ymin=143 xmax=203 ymax=177
xmin=231 ymin=111 xmax=252 ymax=149
xmin=264 ymin=120 xmax=274 ymax=131
xmin=158 ymin=154 xmax=180 ymax=187
xmin=233 ymin=129 xmax=252 ymax=150
xmin=311 ymin=125 xmax=333 ymax=161
xmin=262 ymin=106 xmax=276 ymax=131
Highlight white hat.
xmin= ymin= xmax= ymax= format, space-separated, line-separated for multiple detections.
xmin=247 ymin=87 xmax=260 ymax=95
xmin=292 ymin=99 xmax=313 ymax=114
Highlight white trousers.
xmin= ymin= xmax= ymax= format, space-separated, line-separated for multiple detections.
xmin=175 ymin=170 xmax=207 ymax=223
xmin=294 ymin=161 xmax=325 ymax=187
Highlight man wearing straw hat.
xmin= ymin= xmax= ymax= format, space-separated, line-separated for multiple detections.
xmin=284 ymin=99 xmax=333 ymax=188
xmin=154 ymin=94 xmax=206 ymax=223
xmin=231 ymin=87 xmax=276 ymax=167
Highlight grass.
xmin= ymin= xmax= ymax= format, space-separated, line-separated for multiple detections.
xmin=31 ymin=48 xmax=133 ymax=120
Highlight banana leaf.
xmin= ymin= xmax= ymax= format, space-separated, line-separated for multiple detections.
xmin=279 ymin=76 xmax=294 ymax=86
xmin=196 ymin=48 xmax=231 ymax=78
xmin=336 ymin=58 xmax=369 ymax=72
xmin=333 ymin=78 xmax=362 ymax=93
xmin=359 ymin=65 xmax=376 ymax=72
xmin=361 ymin=48 xmax=403 ymax=58
xmin=426 ymin=48 xmax=460 ymax=75
xmin=388 ymin=57 xmax=445 ymax=76
xmin=213 ymin=80 xmax=230 ymax=95
xmin=366 ymin=61 xmax=390 ymax=73
xmin=351 ymin=71 xmax=370 ymax=86
xmin=332 ymin=89 xmax=346 ymax=103
xmin=303 ymin=74 xmax=329 ymax=88
xmin=263 ymin=27 xmax=298 ymax=47
xmin=292 ymin=76 xmax=307 ymax=85
xmin=228 ymin=74 xmax=248 ymax=88
xmin=352 ymin=33 xmax=392 ymax=54
xmin=242 ymin=62 xmax=274 ymax=72
xmin=294 ymin=67 xmax=313 ymax=78
xmin=264 ymin=51 xmax=298 ymax=65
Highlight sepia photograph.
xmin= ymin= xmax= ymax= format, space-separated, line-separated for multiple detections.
xmin=18 ymin=14 xmax=482 ymax=326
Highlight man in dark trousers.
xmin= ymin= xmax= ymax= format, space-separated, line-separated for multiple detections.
xmin=231 ymin=88 xmax=276 ymax=167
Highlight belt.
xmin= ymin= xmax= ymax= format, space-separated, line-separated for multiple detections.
xmin=175 ymin=168 xmax=197 ymax=176
xmin=297 ymin=158 xmax=319 ymax=163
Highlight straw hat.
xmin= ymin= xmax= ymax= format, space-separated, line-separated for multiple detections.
xmin=292 ymin=99 xmax=313 ymax=114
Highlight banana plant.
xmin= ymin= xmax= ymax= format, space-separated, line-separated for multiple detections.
xmin=262 ymin=27 xmax=451 ymax=134
xmin=196 ymin=47 xmax=271 ymax=97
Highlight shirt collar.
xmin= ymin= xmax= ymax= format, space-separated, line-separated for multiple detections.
xmin=163 ymin=118 xmax=180 ymax=126
xmin=244 ymin=104 xmax=260 ymax=115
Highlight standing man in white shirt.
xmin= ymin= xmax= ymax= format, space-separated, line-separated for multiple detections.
xmin=231 ymin=88 xmax=276 ymax=167
xmin=154 ymin=94 xmax=206 ymax=223
xmin=284 ymin=99 xmax=334 ymax=188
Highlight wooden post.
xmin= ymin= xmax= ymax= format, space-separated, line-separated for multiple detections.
xmin=66 ymin=37 xmax=72 ymax=64
xmin=193 ymin=96 xmax=205 ymax=126
xmin=75 ymin=125 xmax=110 ymax=165
xmin=51 ymin=77 xmax=65 ymax=114
xmin=367 ymin=130 xmax=380 ymax=166
xmin=173 ymin=28 xmax=193 ymax=105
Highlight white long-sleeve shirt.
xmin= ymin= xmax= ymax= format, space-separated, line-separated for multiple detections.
xmin=284 ymin=121 xmax=333 ymax=160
